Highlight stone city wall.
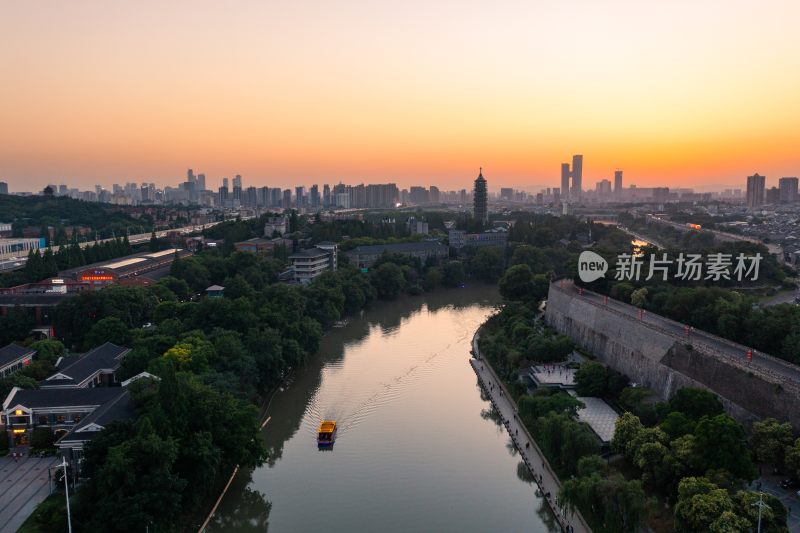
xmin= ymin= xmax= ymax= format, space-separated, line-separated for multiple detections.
xmin=545 ymin=281 xmax=800 ymax=430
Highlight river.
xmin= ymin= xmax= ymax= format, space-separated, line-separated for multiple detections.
xmin=208 ymin=285 xmax=559 ymax=533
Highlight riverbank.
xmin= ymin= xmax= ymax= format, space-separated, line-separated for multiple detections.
xmin=197 ymin=377 xmax=286 ymax=532
xmin=470 ymin=329 xmax=592 ymax=533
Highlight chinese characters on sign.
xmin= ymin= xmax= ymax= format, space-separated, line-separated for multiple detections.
xmin=614 ymin=253 xmax=762 ymax=282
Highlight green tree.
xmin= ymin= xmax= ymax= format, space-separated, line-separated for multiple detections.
xmin=610 ymin=282 xmax=634 ymax=302
xmin=574 ymin=361 xmax=608 ymax=396
xmin=674 ymin=477 xmax=734 ymax=533
xmin=783 ymin=438 xmax=800 ymax=480
xmin=85 ymin=317 xmax=132 ymax=349
xmin=422 ymin=266 xmax=443 ymax=291
xmin=630 ymin=287 xmax=648 ymax=307
xmin=369 ymin=262 xmax=405 ymax=299
xmin=659 ymin=411 xmax=696 ymax=439
xmin=442 ymin=261 xmax=465 ymax=287
xmin=157 ymin=276 xmax=191 ymax=301
xmin=612 ymin=412 xmax=644 ymax=456
xmin=223 ymin=274 xmax=255 ymax=300
xmin=518 ymin=391 xmax=583 ymax=426
xmin=0 ymin=373 xmax=38 ymax=403
xmin=29 ymin=339 xmax=65 ymax=364
xmin=498 ymin=264 xmax=534 ymax=301
xmin=668 ymin=388 xmax=723 ymax=420
xmin=750 ymin=418 xmax=793 ymax=469
xmin=149 ymin=230 xmax=159 ymax=252
xmin=469 ymin=247 xmax=505 ymax=282
xmin=634 ymin=440 xmax=674 ymax=487
xmin=694 ymin=414 xmax=757 ymax=482
xmin=731 ymin=490 xmax=787 ymax=533
xmin=536 ymin=412 xmax=600 ymax=475
xmin=78 ymin=419 xmax=187 ymax=532
xmin=560 ymin=472 xmax=646 ymax=533
xmin=0 ymin=308 xmax=35 ymax=346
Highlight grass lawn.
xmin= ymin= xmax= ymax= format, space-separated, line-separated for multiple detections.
xmin=17 ymin=494 xmax=68 ymax=533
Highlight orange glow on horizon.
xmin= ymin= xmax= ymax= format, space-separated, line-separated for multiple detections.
xmin=2 ymin=1 xmax=800 ymax=191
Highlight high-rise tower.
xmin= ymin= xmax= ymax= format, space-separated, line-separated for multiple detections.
xmin=778 ymin=177 xmax=798 ymax=203
xmin=746 ymin=173 xmax=765 ymax=209
xmin=614 ymin=170 xmax=623 ymax=197
xmin=561 ymin=163 xmax=571 ymax=201
xmin=571 ymin=155 xmax=583 ymax=198
xmin=473 ymin=168 xmax=488 ymax=224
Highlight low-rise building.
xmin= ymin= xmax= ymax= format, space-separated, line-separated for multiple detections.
xmin=57 ymin=390 xmax=134 ymax=473
xmin=1 ymin=386 xmax=126 ymax=448
xmin=0 ymin=238 xmax=46 ymax=261
xmin=0 ymin=344 xmax=35 ymax=378
xmin=264 ymin=216 xmax=288 ymax=237
xmin=407 ymin=218 xmax=429 ymax=235
xmin=289 ymin=243 xmax=337 ymax=283
xmin=206 ymin=285 xmax=225 ymax=298
xmin=315 ymin=242 xmax=338 ymax=272
xmin=41 ymin=342 xmax=129 ymax=389
xmin=345 ymin=241 xmax=448 ymax=269
xmin=448 ymin=229 xmax=508 ymax=249
xmin=64 ymin=248 xmax=190 ymax=289
xmin=234 ymin=237 xmax=277 ymax=255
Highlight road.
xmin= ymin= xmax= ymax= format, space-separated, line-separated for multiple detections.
xmin=0 ymin=456 xmax=59 ymax=533
xmin=760 ymin=289 xmax=799 ymax=307
xmin=471 ymin=333 xmax=591 ymax=533
xmin=615 ymin=225 xmax=666 ymax=249
xmin=0 ymin=218 xmax=236 ymax=270
xmin=647 ymin=217 xmax=784 ymax=260
xmin=747 ymin=475 xmax=800 ymax=532
xmin=48 ymin=219 xmax=227 ymax=253
xmin=557 ymin=280 xmax=800 ymax=386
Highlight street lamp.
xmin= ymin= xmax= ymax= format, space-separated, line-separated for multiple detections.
xmin=751 ymin=492 xmax=769 ymax=533
xmin=56 ymin=458 xmax=73 ymax=533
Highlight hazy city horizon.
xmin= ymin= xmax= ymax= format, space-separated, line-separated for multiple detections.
xmin=0 ymin=169 xmax=790 ymax=196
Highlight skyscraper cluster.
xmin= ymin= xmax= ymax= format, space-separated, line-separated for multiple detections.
xmin=747 ymin=174 xmax=799 ymax=208
xmin=560 ymin=155 xmax=583 ymax=202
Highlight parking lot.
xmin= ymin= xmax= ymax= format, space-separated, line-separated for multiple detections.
xmin=0 ymin=455 xmax=59 ymax=533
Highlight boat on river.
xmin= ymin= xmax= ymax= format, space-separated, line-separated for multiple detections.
xmin=317 ymin=420 xmax=337 ymax=447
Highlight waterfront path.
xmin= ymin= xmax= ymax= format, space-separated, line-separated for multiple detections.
xmin=471 ymin=333 xmax=591 ymax=533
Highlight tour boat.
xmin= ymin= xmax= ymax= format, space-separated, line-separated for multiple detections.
xmin=317 ymin=420 xmax=337 ymax=447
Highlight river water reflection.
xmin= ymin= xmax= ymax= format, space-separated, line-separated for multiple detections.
xmin=209 ymin=285 xmax=559 ymax=532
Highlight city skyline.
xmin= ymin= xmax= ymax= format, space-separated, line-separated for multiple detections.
xmin=3 ymin=163 xmax=798 ymax=197
xmin=3 ymin=2 xmax=800 ymax=190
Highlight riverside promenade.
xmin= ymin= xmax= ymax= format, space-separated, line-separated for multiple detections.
xmin=470 ymin=332 xmax=591 ymax=533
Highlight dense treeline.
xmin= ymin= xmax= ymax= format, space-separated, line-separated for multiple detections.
xmin=74 ymin=370 xmax=265 ymax=531
xmin=0 ymin=194 xmax=151 ymax=240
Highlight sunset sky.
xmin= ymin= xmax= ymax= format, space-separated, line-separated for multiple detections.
xmin=2 ymin=1 xmax=800 ymax=192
